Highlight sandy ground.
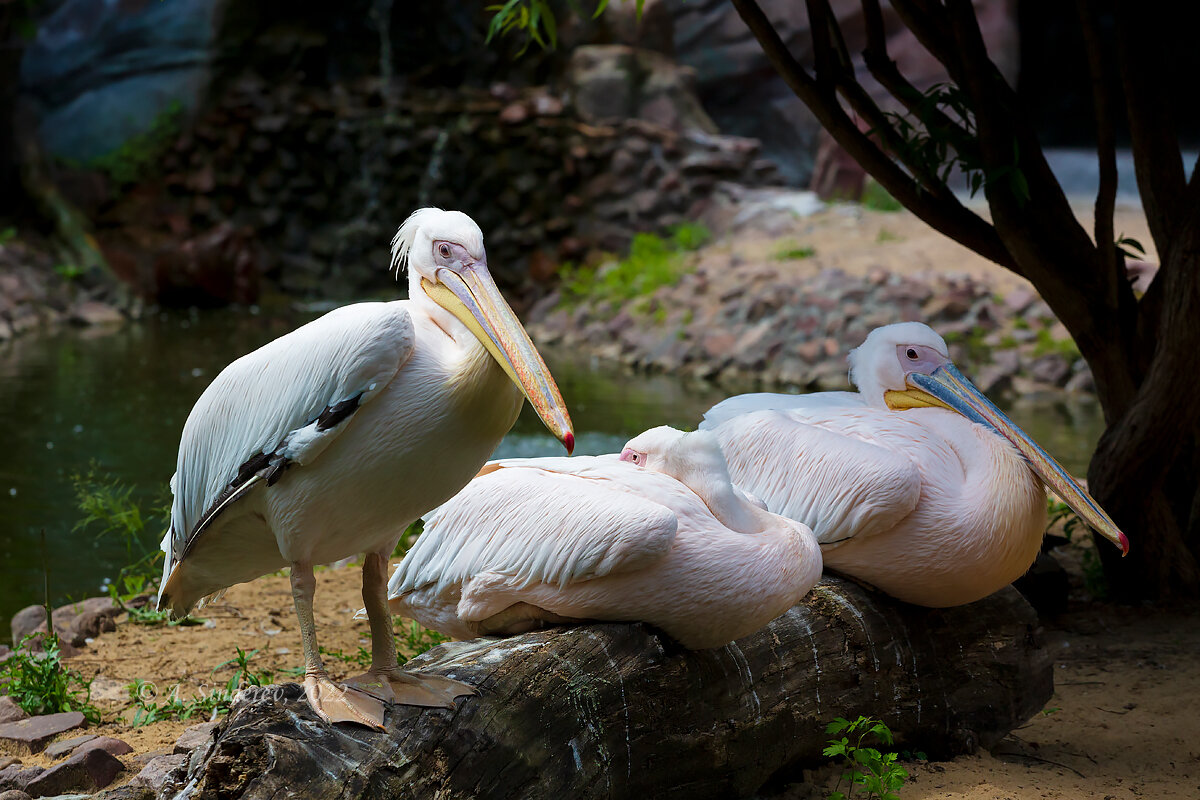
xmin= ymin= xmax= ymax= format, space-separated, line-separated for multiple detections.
xmin=709 ymin=197 xmax=1154 ymax=295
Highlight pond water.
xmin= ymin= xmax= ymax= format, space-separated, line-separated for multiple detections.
xmin=0 ymin=309 xmax=1107 ymax=632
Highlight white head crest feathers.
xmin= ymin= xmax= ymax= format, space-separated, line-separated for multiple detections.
xmin=390 ymin=208 xmax=486 ymax=278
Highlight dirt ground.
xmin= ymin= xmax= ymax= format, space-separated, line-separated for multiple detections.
xmin=712 ymin=197 xmax=1155 ymax=295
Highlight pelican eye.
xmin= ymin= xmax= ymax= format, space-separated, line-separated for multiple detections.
xmin=906 ymin=347 xmax=918 ymax=360
xmin=438 ymin=243 xmax=451 ymax=258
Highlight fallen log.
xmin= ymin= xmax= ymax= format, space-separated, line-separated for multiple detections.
xmin=144 ymin=576 xmax=1052 ymax=799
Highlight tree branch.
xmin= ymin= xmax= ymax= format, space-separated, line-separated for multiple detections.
xmin=1075 ymin=0 xmax=1118 ymax=272
xmin=1114 ymin=0 xmax=1187 ymax=262
xmin=728 ymin=0 xmax=1015 ymax=272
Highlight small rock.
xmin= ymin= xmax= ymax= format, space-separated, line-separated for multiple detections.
xmin=127 ymin=754 xmax=187 ymax=792
xmin=0 ymin=788 xmax=31 ymax=800
xmin=24 ymin=746 xmax=123 ymax=795
xmin=86 ymin=676 xmax=131 ymax=705
xmin=173 ymin=721 xmax=218 ymax=755
xmin=9 ymin=608 xmax=46 ymax=646
xmin=1029 ymin=354 xmax=1071 ymax=386
xmin=0 ymin=758 xmax=18 ymax=771
xmin=43 ymin=735 xmax=96 ymax=760
xmin=0 ymin=700 xmax=26 ymax=726
xmin=0 ymin=712 xmax=86 ymax=756
xmin=79 ymin=736 xmax=132 ymax=759
xmin=0 ymin=764 xmax=42 ymax=792
xmin=68 ymin=301 xmax=124 ymax=327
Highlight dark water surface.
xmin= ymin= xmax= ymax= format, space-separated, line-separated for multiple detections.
xmin=0 ymin=309 xmax=1106 ymax=631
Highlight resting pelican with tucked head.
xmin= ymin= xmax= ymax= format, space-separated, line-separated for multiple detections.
xmin=157 ymin=208 xmax=574 ymax=727
xmin=701 ymin=322 xmax=1127 ymax=608
xmin=385 ymin=426 xmax=821 ymax=649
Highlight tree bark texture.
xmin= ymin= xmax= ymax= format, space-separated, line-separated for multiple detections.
xmin=149 ymin=578 xmax=1051 ymax=800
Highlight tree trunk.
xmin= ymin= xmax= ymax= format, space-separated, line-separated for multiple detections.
xmin=0 ymin=3 xmax=25 ymax=215
xmin=131 ymin=578 xmax=1051 ymax=800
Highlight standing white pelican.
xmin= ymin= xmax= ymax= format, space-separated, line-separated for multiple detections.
xmin=157 ymin=208 xmax=574 ymax=727
xmin=700 ymin=322 xmax=1127 ymax=608
xmin=385 ymin=426 xmax=821 ymax=649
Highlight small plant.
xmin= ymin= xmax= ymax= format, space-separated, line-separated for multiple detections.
xmin=1116 ymin=233 xmax=1145 ymax=261
xmin=126 ymin=647 xmax=272 ymax=726
xmin=823 ymin=716 xmax=908 ymax=800
xmin=320 ymin=643 xmax=374 ymax=669
xmin=1033 ymin=328 xmax=1081 ymax=361
xmin=72 ymin=465 xmax=174 ymax=620
xmin=558 ymin=225 xmax=709 ymax=312
xmin=0 ymin=227 xmax=16 ymax=245
xmin=0 ymin=634 xmax=101 ymax=723
xmin=396 ymin=620 xmax=450 ymax=664
xmin=875 ymin=228 xmax=901 ymax=243
xmin=392 ymin=518 xmax=425 ymax=558
xmin=860 ymin=180 xmax=903 ymax=212
xmin=773 ymin=241 xmax=816 ymax=261
xmin=668 ymin=221 xmax=711 ymax=251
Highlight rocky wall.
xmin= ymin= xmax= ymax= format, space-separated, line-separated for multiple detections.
xmin=528 ymin=262 xmax=1093 ymax=397
xmin=72 ymin=76 xmax=779 ymax=306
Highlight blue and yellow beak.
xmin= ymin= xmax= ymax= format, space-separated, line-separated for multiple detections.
xmin=886 ymin=362 xmax=1129 ymax=556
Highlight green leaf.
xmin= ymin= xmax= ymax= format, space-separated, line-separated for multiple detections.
xmin=592 ymin=0 xmax=610 ymax=19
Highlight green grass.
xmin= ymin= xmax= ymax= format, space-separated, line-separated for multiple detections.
xmin=1033 ymin=328 xmax=1081 ymax=360
xmin=559 ymin=223 xmax=710 ymax=310
xmin=875 ymin=228 xmax=902 ymax=243
xmin=0 ymin=634 xmax=101 ymax=723
xmin=860 ymin=180 xmax=903 ymax=212
xmin=396 ymin=621 xmax=450 ymax=664
xmin=126 ymin=647 xmax=273 ymax=726
xmin=773 ymin=241 xmax=816 ymax=261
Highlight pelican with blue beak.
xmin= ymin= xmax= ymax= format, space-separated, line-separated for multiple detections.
xmin=157 ymin=208 xmax=574 ymax=727
xmin=701 ymin=322 xmax=1126 ymax=607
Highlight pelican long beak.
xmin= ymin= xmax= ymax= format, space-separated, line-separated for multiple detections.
xmin=421 ymin=264 xmax=574 ymax=453
xmin=885 ymin=363 xmax=1129 ymax=555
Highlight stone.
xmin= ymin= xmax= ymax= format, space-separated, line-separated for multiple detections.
xmin=0 ymin=789 xmax=31 ymax=800
xmin=0 ymin=759 xmax=17 ymax=772
xmin=127 ymin=753 xmax=186 ymax=792
xmin=0 ymin=712 xmax=86 ymax=756
xmin=9 ymin=608 xmax=45 ymax=646
xmin=80 ymin=736 xmax=133 ymax=759
xmin=1029 ymin=354 xmax=1071 ymax=387
xmin=68 ymin=302 xmax=124 ymax=327
xmin=0 ymin=701 xmax=26 ymax=726
xmin=0 ymin=764 xmax=42 ymax=793
xmin=173 ymin=722 xmax=218 ymax=755
xmin=43 ymin=735 xmax=97 ymax=760
xmin=24 ymin=746 xmax=123 ymax=796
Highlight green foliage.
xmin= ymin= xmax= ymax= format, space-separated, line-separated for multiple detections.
xmin=559 ymin=224 xmax=709 ymax=312
xmin=1116 ymin=234 xmax=1146 ymax=261
xmin=773 ymin=241 xmax=817 ymax=261
xmin=86 ymin=100 xmax=184 ymax=187
xmin=822 ymin=716 xmax=908 ymax=800
xmin=1033 ymin=328 xmax=1081 ymax=360
xmin=127 ymin=647 xmax=271 ymax=726
xmin=0 ymin=634 xmax=101 ymax=723
xmin=486 ymin=0 xmax=643 ymax=51
xmin=71 ymin=465 xmax=174 ymax=621
xmin=393 ymin=518 xmax=425 ymax=558
xmin=860 ymin=180 xmax=902 ymax=212
xmin=875 ymin=228 xmax=901 ymax=244
xmin=320 ymin=643 xmax=374 ymax=669
xmin=0 ymin=227 xmax=16 ymax=245
xmin=669 ymin=221 xmax=711 ymax=251
xmin=53 ymin=263 xmax=85 ymax=282
xmin=396 ymin=620 xmax=450 ymax=665
xmin=1047 ymin=498 xmax=1108 ymax=599
xmin=873 ymin=82 xmax=1028 ymax=205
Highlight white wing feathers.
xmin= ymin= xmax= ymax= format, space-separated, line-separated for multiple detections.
xmin=388 ymin=461 xmax=678 ymax=598
xmin=166 ymin=303 xmax=414 ymax=564
xmin=709 ymin=409 xmax=922 ymax=547
xmin=700 ymin=390 xmax=864 ymax=429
